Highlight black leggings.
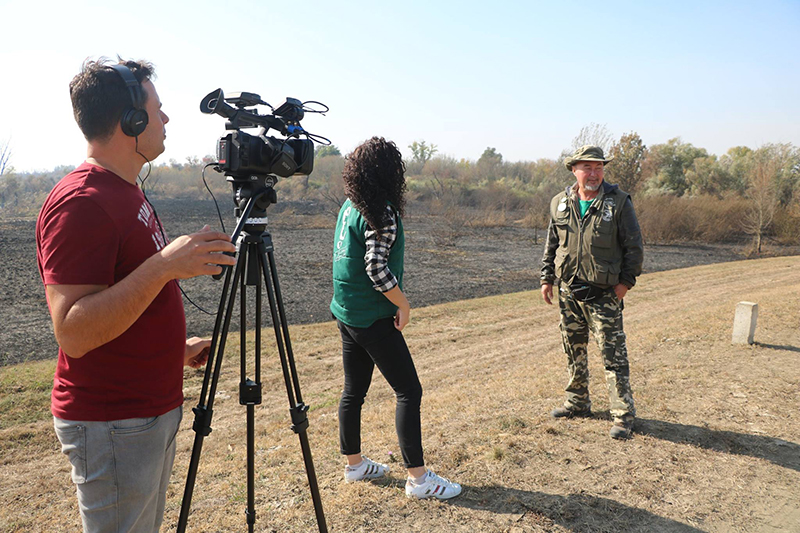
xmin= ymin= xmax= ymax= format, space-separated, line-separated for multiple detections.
xmin=338 ymin=318 xmax=424 ymax=468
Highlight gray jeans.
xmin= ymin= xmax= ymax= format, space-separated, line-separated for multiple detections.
xmin=54 ymin=405 xmax=182 ymax=533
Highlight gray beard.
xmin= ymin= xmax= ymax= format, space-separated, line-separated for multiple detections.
xmin=584 ymin=183 xmax=600 ymax=192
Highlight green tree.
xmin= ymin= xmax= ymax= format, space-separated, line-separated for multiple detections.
xmin=770 ymin=143 xmax=800 ymax=206
xmin=315 ymin=144 xmax=342 ymax=158
xmin=724 ymin=143 xmax=800 ymax=205
xmin=478 ymin=147 xmax=503 ymax=164
xmin=718 ymin=146 xmax=754 ymax=194
xmin=477 ymin=147 xmax=504 ymax=181
xmin=408 ymin=140 xmax=438 ymax=164
xmin=604 ymin=132 xmax=647 ymax=195
xmin=685 ymin=156 xmax=733 ymax=196
xmin=643 ymin=138 xmax=708 ymax=196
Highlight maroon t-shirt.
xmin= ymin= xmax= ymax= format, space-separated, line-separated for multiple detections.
xmin=36 ymin=162 xmax=186 ymax=421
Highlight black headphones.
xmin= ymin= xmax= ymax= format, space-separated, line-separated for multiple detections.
xmin=110 ymin=64 xmax=149 ymax=137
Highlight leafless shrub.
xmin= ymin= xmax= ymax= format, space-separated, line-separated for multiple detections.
xmin=311 ymin=156 xmax=346 ymax=218
xmin=426 ymin=172 xmax=470 ymax=247
xmin=0 ymin=136 xmax=12 ymax=176
xmin=742 ymin=148 xmax=781 ymax=254
xmin=469 ymin=207 xmax=511 ymax=229
xmin=571 ymin=122 xmax=614 ymax=153
xmin=637 ymin=194 xmax=748 ymax=244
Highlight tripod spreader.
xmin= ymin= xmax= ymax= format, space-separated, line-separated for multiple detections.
xmin=191 ymin=406 xmax=213 ymax=437
xmin=290 ymin=403 xmax=310 ymax=433
xmin=240 ymin=379 xmax=262 ymax=405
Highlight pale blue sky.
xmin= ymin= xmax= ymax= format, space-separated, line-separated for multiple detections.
xmin=1 ymin=0 xmax=798 ymax=172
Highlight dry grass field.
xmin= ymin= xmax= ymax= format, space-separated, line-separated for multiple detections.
xmin=1 ymin=256 xmax=799 ymax=532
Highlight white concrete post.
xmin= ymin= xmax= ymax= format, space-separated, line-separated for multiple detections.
xmin=732 ymin=301 xmax=758 ymax=345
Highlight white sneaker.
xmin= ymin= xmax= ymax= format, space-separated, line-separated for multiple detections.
xmin=405 ymin=470 xmax=462 ymax=499
xmin=344 ymin=456 xmax=390 ymax=483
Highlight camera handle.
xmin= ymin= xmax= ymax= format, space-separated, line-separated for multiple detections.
xmin=177 ymin=194 xmax=328 ymax=533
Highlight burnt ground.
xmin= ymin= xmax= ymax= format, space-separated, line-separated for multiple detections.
xmin=3 ymin=198 xmax=797 ymax=366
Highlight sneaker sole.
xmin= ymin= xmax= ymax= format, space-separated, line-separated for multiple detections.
xmin=405 ymin=486 xmax=463 ymax=499
xmin=345 ymin=473 xmax=388 ymax=483
xmin=405 ymin=491 xmax=462 ymax=500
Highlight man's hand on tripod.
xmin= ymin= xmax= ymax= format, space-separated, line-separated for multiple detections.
xmin=185 ymin=337 xmax=211 ymax=368
xmin=156 ymin=225 xmax=237 ymax=280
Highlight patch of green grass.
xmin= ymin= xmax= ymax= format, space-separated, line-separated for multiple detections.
xmin=0 ymin=359 xmax=55 ymax=429
xmin=500 ymin=417 xmax=527 ymax=430
xmin=229 ymin=482 xmax=246 ymax=503
xmin=307 ymin=394 xmax=339 ymax=412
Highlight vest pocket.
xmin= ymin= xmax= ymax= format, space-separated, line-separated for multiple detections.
xmin=594 ymin=260 xmax=621 ymax=286
xmin=590 ymin=223 xmax=615 ymax=261
xmin=591 ymin=219 xmax=613 ymax=243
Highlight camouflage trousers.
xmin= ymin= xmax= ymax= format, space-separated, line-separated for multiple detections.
xmin=558 ymin=284 xmax=635 ymax=422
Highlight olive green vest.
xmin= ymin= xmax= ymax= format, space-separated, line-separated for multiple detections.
xmin=330 ymin=199 xmax=405 ymax=328
xmin=550 ymin=185 xmax=629 ymax=288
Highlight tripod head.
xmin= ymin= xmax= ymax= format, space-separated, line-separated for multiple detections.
xmin=212 ymin=178 xmax=278 ymax=281
xmin=231 ymin=176 xmax=279 ymax=233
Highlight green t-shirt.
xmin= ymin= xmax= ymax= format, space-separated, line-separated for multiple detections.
xmin=579 ymin=199 xmax=593 ymax=218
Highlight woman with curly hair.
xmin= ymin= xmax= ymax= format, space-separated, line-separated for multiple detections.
xmin=330 ymin=137 xmax=461 ymax=499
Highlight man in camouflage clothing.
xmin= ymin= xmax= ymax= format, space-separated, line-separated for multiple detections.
xmin=540 ymin=145 xmax=644 ymax=439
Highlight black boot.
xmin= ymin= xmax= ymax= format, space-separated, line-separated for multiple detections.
xmin=610 ymin=419 xmax=634 ymax=440
xmin=550 ymin=406 xmax=592 ymax=419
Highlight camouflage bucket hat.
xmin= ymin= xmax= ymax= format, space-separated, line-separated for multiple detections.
xmin=564 ymin=145 xmax=614 ymax=170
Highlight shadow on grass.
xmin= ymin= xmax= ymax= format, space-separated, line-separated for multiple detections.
xmin=636 ymin=418 xmax=800 ymax=472
xmin=755 ymin=342 xmax=800 ymax=353
xmin=449 ymin=485 xmax=703 ymax=532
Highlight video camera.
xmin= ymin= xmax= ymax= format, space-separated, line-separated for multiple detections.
xmin=200 ymin=89 xmax=328 ymax=182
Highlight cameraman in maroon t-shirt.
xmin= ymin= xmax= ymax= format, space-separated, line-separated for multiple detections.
xmin=36 ymin=58 xmax=236 ymax=532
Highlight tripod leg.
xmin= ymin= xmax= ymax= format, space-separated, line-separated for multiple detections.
xmin=259 ymin=237 xmax=328 ymax=533
xmin=246 ymin=403 xmax=256 ymax=532
xmin=242 ymin=240 xmax=262 ymax=532
xmin=177 ymin=244 xmax=248 ymax=533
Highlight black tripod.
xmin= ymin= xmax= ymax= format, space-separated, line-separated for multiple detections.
xmin=177 ymin=185 xmax=327 ymax=532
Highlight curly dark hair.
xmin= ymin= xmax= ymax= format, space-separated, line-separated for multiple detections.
xmin=342 ymin=137 xmax=407 ymax=231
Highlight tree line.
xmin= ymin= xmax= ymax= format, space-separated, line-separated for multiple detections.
xmin=390 ymin=129 xmax=799 ymax=252
xmin=1 ymin=127 xmax=798 ymax=254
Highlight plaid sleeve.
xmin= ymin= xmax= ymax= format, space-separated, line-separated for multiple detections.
xmin=364 ymin=206 xmax=398 ymax=293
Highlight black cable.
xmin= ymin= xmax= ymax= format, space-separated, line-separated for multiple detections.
xmin=146 ymin=193 xmax=217 ymax=316
xmin=301 ymin=101 xmax=329 ymax=114
xmin=305 ymin=132 xmax=332 ymax=145
xmin=202 ymin=162 xmax=227 ymax=233
xmin=136 ymin=141 xmax=217 ymax=316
